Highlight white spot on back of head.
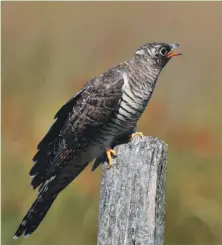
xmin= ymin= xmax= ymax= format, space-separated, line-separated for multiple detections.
xmin=151 ymin=47 xmax=157 ymax=55
xmin=136 ymin=49 xmax=145 ymax=56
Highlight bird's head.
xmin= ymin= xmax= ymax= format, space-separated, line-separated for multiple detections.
xmin=135 ymin=42 xmax=181 ymax=70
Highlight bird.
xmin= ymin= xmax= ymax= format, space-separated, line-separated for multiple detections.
xmin=13 ymin=42 xmax=181 ymax=239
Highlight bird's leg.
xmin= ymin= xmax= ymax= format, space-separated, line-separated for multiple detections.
xmin=130 ymin=132 xmax=144 ymax=140
xmin=105 ymin=148 xmax=117 ymax=169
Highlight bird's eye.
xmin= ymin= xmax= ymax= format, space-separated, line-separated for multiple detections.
xmin=160 ymin=47 xmax=168 ymax=56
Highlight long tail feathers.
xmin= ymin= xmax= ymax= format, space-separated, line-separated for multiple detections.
xmin=13 ymin=191 xmax=57 ymax=239
xmin=14 ymin=162 xmax=89 ymax=239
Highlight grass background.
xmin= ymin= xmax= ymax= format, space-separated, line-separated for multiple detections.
xmin=2 ymin=2 xmax=222 ymax=245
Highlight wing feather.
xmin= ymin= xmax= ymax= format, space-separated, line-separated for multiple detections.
xmin=30 ymin=69 xmax=124 ymax=188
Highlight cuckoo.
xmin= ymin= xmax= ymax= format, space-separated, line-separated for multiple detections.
xmin=13 ymin=42 xmax=181 ymax=239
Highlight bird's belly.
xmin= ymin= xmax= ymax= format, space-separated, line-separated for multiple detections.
xmin=112 ymin=95 xmax=146 ymax=131
xmin=98 ymin=96 xmax=146 ymax=146
xmin=75 ymin=95 xmax=146 ymax=163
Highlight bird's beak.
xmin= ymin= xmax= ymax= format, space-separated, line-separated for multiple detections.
xmin=167 ymin=44 xmax=182 ymax=58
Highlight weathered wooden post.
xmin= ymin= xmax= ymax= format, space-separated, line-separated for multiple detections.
xmin=97 ymin=136 xmax=168 ymax=245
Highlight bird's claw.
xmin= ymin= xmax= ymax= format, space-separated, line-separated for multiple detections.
xmin=130 ymin=132 xmax=144 ymax=141
xmin=106 ymin=149 xmax=117 ymax=169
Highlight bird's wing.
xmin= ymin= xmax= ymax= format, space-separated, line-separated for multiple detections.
xmin=29 ymin=84 xmax=85 ymax=188
xmin=14 ymin=69 xmax=124 ymax=238
xmin=30 ymin=68 xmax=124 ymax=188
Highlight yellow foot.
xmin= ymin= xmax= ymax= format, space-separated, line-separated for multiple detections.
xmin=130 ymin=132 xmax=144 ymax=141
xmin=106 ymin=148 xmax=117 ymax=169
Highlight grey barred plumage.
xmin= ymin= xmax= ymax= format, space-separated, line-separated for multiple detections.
xmin=13 ymin=42 xmax=181 ymax=239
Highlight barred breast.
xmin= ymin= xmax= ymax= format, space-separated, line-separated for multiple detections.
xmin=98 ymin=71 xmax=156 ymax=148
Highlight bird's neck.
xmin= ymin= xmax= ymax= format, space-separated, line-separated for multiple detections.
xmin=121 ymin=58 xmax=160 ymax=101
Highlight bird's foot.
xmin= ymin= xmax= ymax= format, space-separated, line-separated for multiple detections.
xmin=105 ymin=148 xmax=117 ymax=169
xmin=130 ymin=132 xmax=144 ymax=141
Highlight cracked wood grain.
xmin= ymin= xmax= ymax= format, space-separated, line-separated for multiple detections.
xmin=97 ymin=136 xmax=168 ymax=245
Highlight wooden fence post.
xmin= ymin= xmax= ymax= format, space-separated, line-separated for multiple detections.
xmin=97 ymin=136 xmax=168 ymax=245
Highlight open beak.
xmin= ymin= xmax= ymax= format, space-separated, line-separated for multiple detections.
xmin=167 ymin=44 xmax=182 ymax=58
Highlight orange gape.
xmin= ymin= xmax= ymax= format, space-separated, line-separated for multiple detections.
xmin=167 ymin=50 xmax=181 ymax=58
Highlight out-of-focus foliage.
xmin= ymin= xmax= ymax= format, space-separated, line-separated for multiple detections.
xmin=2 ymin=2 xmax=222 ymax=245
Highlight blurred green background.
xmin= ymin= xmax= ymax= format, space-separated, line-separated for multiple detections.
xmin=2 ymin=2 xmax=222 ymax=245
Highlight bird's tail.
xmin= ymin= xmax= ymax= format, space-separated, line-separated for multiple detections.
xmin=14 ymin=160 xmax=89 ymax=239
xmin=13 ymin=177 xmax=58 ymax=239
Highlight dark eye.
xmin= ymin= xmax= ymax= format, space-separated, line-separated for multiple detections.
xmin=160 ymin=47 xmax=167 ymax=56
